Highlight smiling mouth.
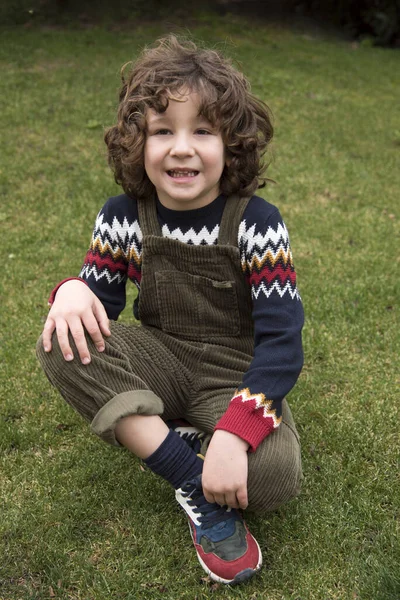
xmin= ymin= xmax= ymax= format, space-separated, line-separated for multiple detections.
xmin=167 ymin=170 xmax=199 ymax=178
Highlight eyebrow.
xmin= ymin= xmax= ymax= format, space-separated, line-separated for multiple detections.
xmin=147 ymin=113 xmax=168 ymax=123
xmin=147 ymin=112 xmax=211 ymax=123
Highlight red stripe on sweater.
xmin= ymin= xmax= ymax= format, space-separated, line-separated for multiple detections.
xmin=249 ymin=266 xmax=297 ymax=286
xmin=127 ymin=263 xmax=142 ymax=284
xmin=84 ymin=252 xmax=127 ymax=273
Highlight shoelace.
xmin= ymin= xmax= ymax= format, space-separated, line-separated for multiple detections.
xmin=180 ymin=430 xmax=204 ymax=451
xmin=181 ymin=478 xmax=236 ymax=530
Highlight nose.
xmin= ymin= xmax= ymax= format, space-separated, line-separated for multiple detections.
xmin=169 ymin=132 xmax=195 ymax=158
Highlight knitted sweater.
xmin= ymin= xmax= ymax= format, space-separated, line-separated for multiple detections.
xmin=76 ymin=192 xmax=304 ymax=451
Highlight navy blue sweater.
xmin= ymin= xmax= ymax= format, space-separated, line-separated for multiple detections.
xmin=77 ymin=193 xmax=304 ymax=450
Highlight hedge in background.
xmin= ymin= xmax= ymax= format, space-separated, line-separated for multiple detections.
xmin=1 ymin=0 xmax=399 ymax=46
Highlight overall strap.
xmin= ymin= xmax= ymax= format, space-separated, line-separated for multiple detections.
xmin=137 ymin=194 xmax=162 ymax=237
xmin=218 ymin=195 xmax=251 ymax=246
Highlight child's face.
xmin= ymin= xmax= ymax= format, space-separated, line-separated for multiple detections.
xmin=144 ymin=91 xmax=226 ymax=211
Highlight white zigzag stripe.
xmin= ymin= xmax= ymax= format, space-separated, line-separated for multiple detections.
xmin=236 ymin=388 xmax=281 ymax=427
xmin=161 ymin=224 xmax=219 ymax=245
xmin=249 ymin=246 xmax=293 ymax=262
xmin=251 ymin=281 xmax=301 ymax=300
xmin=96 ymin=213 xmax=143 ymax=243
xmin=238 ymin=220 xmax=290 ymax=251
xmin=91 ymin=232 xmax=142 ymax=260
xmin=79 ymin=265 xmax=127 ymax=285
xmin=91 ymin=213 xmax=143 ymax=260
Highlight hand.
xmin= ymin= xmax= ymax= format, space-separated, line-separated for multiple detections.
xmin=42 ymin=280 xmax=111 ymax=364
xmin=202 ymin=430 xmax=249 ymax=510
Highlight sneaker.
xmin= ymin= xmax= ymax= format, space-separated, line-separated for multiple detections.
xmin=166 ymin=419 xmax=208 ymax=455
xmin=176 ymin=475 xmax=262 ymax=584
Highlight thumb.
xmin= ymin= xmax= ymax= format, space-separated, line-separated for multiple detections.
xmin=236 ymin=486 xmax=248 ymax=511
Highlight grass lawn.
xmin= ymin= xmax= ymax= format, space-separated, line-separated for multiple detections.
xmin=0 ymin=11 xmax=399 ymax=600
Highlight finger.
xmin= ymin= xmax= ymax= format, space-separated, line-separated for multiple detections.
xmin=203 ymin=488 xmax=217 ymax=505
xmin=55 ymin=319 xmax=75 ymax=361
xmin=224 ymin=491 xmax=240 ymax=510
xmin=42 ymin=317 xmax=56 ymax=351
xmin=236 ymin=487 xmax=249 ymax=510
xmin=66 ymin=317 xmax=91 ymax=364
xmin=213 ymin=493 xmax=228 ymax=507
xmin=93 ymin=300 xmax=111 ymax=337
xmin=82 ymin=313 xmax=106 ymax=352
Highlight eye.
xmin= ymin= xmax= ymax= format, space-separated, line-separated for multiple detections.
xmin=196 ymin=128 xmax=212 ymax=135
xmin=154 ymin=128 xmax=172 ymax=135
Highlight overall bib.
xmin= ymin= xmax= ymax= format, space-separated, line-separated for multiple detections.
xmin=38 ymin=195 xmax=302 ymax=513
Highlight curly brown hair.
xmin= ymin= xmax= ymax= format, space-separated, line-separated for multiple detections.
xmin=104 ymin=35 xmax=274 ymax=199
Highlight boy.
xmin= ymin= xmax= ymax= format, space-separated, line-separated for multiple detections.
xmin=37 ymin=35 xmax=304 ymax=585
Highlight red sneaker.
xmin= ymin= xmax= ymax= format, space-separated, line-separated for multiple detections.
xmin=176 ymin=475 xmax=262 ymax=584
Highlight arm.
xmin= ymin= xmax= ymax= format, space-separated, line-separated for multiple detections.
xmin=42 ymin=196 xmax=135 ymax=362
xmin=215 ymin=207 xmax=304 ymax=451
xmin=78 ymin=198 xmax=132 ymax=320
xmin=203 ymin=205 xmax=304 ymax=507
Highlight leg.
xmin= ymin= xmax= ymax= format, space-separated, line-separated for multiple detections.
xmin=37 ymin=322 xmax=204 ymax=487
xmin=114 ymin=414 xmax=170 ymax=457
xmin=36 ymin=322 xmax=189 ymax=445
xmin=191 ymin=390 xmax=301 ymax=514
xmin=246 ymin=400 xmax=302 ymax=514
xmin=191 ymin=345 xmax=302 ymax=514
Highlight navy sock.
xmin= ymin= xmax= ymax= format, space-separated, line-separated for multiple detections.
xmin=144 ymin=429 xmax=204 ymax=489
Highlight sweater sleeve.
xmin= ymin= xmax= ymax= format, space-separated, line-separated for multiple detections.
xmin=78 ymin=196 xmax=134 ymax=320
xmin=215 ymin=206 xmax=304 ymax=452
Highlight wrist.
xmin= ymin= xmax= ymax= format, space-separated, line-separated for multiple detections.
xmin=48 ymin=277 xmax=88 ymax=306
xmin=212 ymin=429 xmax=250 ymax=452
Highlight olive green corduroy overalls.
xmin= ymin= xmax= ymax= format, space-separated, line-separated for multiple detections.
xmin=37 ymin=195 xmax=302 ymax=513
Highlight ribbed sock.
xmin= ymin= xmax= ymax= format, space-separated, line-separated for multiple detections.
xmin=144 ymin=429 xmax=204 ymax=489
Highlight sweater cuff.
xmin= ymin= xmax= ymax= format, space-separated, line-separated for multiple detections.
xmin=215 ymin=404 xmax=276 ymax=452
xmin=48 ymin=278 xmax=88 ymax=306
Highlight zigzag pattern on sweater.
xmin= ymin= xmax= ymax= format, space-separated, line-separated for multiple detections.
xmin=80 ymin=211 xmax=300 ymax=302
xmin=161 ymin=224 xmax=219 ymax=245
xmin=232 ymin=387 xmax=282 ymax=428
xmin=79 ymin=264 xmax=127 ymax=285
xmin=238 ymin=220 xmax=300 ymax=301
xmin=80 ymin=213 xmax=143 ymax=287
xmin=95 ymin=212 xmax=143 ymax=249
xmin=251 ymin=280 xmax=300 ymax=300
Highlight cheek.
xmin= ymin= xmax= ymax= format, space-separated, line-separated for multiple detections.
xmin=143 ymin=144 xmax=159 ymax=175
xmin=143 ymin=153 xmax=157 ymax=187
xmin=207 ymin=141 xmax=226 ymax=171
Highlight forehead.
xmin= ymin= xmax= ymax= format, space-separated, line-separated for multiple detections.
xmin=146 ymin=90 xmax=212 ymax=122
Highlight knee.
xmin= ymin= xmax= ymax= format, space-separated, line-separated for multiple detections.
xmin=36 ymin=331 xmax=73 ymax=383
xmin=37 ymin=331 xmax=59 ymax=366
xmin=36 ymin=332 xmax=50 ymax=370
xmin=247 ymin=433 xmax=302 ymax=514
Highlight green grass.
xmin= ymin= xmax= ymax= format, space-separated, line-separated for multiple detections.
xmin=1 ymin=12 xmax=399 ymax=600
